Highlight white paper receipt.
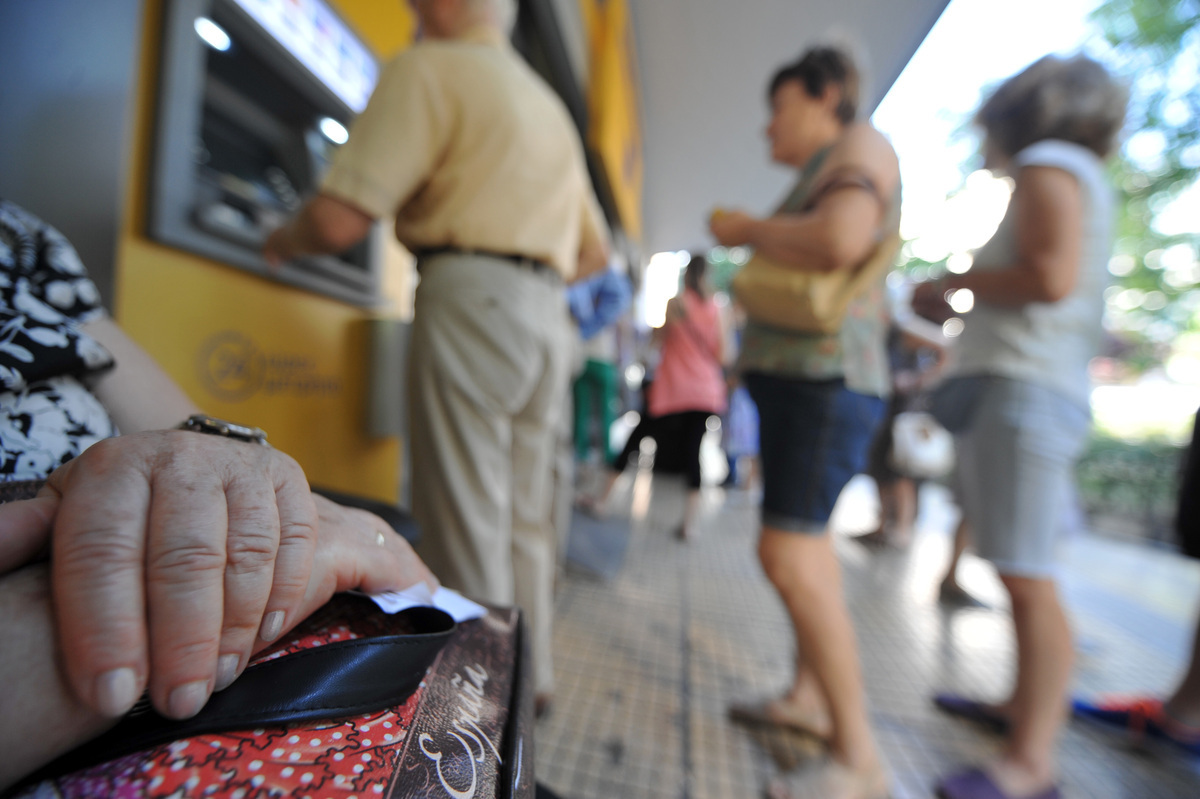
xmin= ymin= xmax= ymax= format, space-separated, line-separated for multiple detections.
xmin=366 ymin=583 xmax=487 ymax=622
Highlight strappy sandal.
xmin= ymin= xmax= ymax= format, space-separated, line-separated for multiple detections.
xmin=728 ymin=697 xmax=833 ymax=741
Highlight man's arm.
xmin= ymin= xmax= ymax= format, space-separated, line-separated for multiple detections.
xmin=572 ymin=185 xmax=612 ymax=282
xmin=263 ymin=51 xmax=446 ymax=265
xmin=577 ymin=237 xmax=611 ymax=282
xmin=263 ymin=194 xmax=376 ymax=266
xmin=710 ymin=124 xmax=900 ymax=273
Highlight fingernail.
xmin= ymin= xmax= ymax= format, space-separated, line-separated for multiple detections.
xmin=168 ymin=680 xmax=210 ymax=719
xmin=259 ymin=610 xmax=285 ymax=642
xmin=215 ymin=654 xmax=240 ymax=692
xmin=95 ymin=667 xmax=139 ymax=717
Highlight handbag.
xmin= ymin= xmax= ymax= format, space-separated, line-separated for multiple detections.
xmin=731 ymin=230 xmax=902 ymax=334
xmin=730 ymin=161 xmax=902 ymax=334
xmin=888 ymin=411 xmax=955 ymax=479
xmin=17 ymin=595 xmax=535 ymax=799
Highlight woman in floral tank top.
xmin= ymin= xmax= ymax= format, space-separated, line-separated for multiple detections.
xmin=709 ymin=47 xmax=900 ymax=799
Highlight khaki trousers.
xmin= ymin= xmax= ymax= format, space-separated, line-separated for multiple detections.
xmin=409 ymin=254 xmax=571 ymax=694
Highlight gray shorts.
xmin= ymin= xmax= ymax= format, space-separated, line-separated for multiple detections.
xmin=955 ymin=377 xmax=1090 ymax=579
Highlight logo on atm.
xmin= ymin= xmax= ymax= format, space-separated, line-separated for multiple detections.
xmin=197 ymin=330 xmax=343 ymax=401
xmin=198 ymin=331 xmax=266 ymax=402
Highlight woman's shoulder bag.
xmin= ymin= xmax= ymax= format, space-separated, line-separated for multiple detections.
xmin=731 ymin=167 xmax=901 ymax=334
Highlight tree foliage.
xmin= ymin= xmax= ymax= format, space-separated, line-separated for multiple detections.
xmin=888 ymin=0 xmax=1200 ymax=374
xmin=1087 ymin=0 xmax=1199 ymax=371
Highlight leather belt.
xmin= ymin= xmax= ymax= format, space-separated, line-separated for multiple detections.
xmin=415 ymin=246 xmax=559 ymax=280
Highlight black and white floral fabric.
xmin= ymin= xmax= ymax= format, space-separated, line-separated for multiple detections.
xmin=0 ymin=200 xmax=117 ymax=480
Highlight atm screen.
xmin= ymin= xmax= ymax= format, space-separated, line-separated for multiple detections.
xmin=150 ymin=0 xmax=382 ymax=305
xmin=229 ymin=0 xmax=378 ymax=113
xmin=194 ymin=29 xmax=322 ymax=249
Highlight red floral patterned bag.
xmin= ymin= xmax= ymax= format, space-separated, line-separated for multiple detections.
xmin=15 ymin=594 xmax=535 ymax=799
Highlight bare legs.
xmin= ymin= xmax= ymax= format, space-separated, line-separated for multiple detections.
xmin=938 ymin=517 xmax=971 ymax=597
xmin=579 ymin=411 xmax=657 ymax=515
xmin=758 ymin=526 xmax=884 ymax=790
xmin=580 ymin=467 xmax=622 ymax=516
xmin=680 ymin=488 xmax=702 ymax=540
xmin=861 ymin=477 xmax=917 ymax=547
xmin=981 ymin=574 xmax=1073 ymax=796
xmin=581 ymin=471 xmax=703 ymax=543
xmin=891 ymin=478 xmax=917 ymax=545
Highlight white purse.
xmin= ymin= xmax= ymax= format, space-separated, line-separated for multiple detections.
xmin=888 ymin=411 xmax=955 ymax=479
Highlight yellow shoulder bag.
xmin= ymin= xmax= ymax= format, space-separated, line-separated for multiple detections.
xmin=730 ymin=171 xmax=901 ymax=334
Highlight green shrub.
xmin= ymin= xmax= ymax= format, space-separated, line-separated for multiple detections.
xmin=1075 ymin=433 xmax=1185 ymax=540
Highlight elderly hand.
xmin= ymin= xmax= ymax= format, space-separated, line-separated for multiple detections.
xmin=0 ymin=430 xmax=435 ymax=722
xmin=24 ymin=430 xmax=319 ymax=721
xmin=708 ymin=208 xmax=756 ymax=247
xmin=298 ymin=494 xmax=438 ymax=626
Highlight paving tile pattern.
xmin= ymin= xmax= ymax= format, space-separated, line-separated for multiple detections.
xmin=536 ymin=475 xmax=1200 ymax=799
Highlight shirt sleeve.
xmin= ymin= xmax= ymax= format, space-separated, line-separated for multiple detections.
xmin=321 ymin=50 xmax=450 ymax=219
xmin=0 ymin=202 xmax=108 ymax=324
xmin=36 ymin=223 xmax=108 ymax=324
xmin=0 ymin=201 xmax=115 ymax=392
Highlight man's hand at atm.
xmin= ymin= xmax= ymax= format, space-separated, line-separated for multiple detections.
xmin=262 ymin=193 xmax=375 ymax=268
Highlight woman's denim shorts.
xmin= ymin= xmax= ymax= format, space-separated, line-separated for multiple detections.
xmin=744 ymin=372 xmax=886 ymax=533
xmin=955 ymin=377 xmax=1090 ymax=579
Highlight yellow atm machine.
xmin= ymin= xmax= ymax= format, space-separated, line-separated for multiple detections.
xmin=119 ymin=0 xmax=414 ymax=502
xmin=0 ymin=0 xmax=627 ymax=506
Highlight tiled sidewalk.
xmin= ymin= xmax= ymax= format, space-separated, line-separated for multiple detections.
xmin=535 ymin=473 xmax=1200 ymax=798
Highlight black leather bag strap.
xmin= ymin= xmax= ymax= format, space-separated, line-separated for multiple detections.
xmin=39 ymin=604 xmax=456 ymax=778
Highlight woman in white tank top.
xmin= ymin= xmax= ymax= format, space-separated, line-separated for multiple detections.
xmin=913 ymin=54 xmax=1127 ymax=799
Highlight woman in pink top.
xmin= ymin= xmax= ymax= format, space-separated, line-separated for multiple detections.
xmin=580 ymin=255 xmax=729 ymax=539
xmin=646 ymin=255 xmax=729 ymax=538
xmin=649 ymin=257 xmax=729 ymax=417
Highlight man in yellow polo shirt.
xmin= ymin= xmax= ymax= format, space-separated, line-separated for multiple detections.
xmin=264 ymin=0 xmax=610 ymax=710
